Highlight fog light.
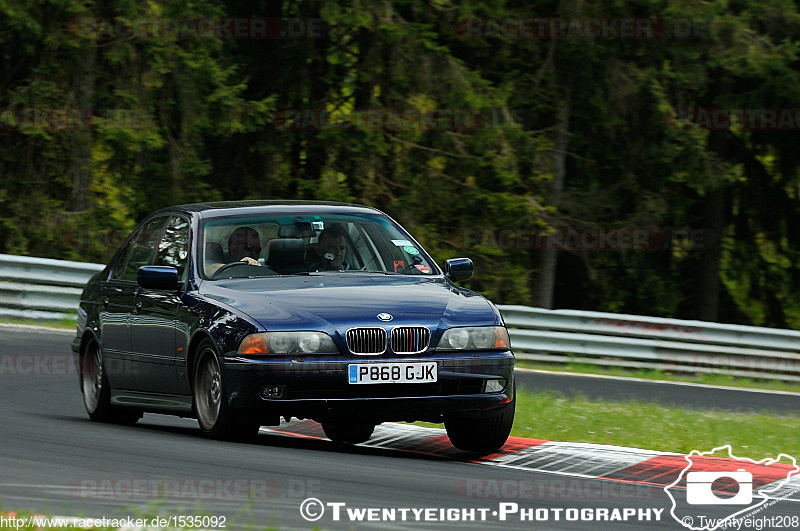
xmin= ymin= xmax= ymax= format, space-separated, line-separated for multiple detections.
xmin=484 ymin=379 xmax=506 ymax=393
xmin=260 ymin=385 xmax=286 ymax=399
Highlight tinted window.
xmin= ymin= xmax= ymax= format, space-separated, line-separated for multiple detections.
xmin=155 ymin=216 xmax=190 ymax=279
xmin=110 ymin=238 xmax=134 ymax=281
xmin=114 ymin=217 xmax=168 ymax=282
xmin=201 ymin=213 xmax=438 ymax=278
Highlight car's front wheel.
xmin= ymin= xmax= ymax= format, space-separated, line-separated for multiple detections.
xmin=321 ymin=421 xmax=375 ymax=444
xmin=445 ymin=397 xmax=515 ymax=454
xmin=81 ymin=339 xmax=141 ymax=425
xmin=193 ymin=340 xmax=259 ymax=441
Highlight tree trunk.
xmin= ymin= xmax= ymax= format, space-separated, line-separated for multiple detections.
xmin=66 ymin=44 xmax=96 ymax=212
xmin=344 ymin=26 xmax=376 ymax=201
xmin=696 ymin=187 xmax=725 ymax=321
xmin=300 ymin=0 xmax=328 ymax=198
xmin=533 ymin=96 xmax=570 ymax=308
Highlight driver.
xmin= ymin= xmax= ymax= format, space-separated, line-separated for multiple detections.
xmin=309 ymin=224 xmax=350 ymax=271
xmin=206 ymin=226 xmax=263 ymax=276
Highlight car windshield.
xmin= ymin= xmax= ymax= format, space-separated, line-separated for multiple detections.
xmin=200 ymin=212 xmax=438 ymax=279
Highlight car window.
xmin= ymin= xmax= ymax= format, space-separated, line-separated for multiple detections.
xmin=109 ymin=237 xmax=134 ymax=281
xmin=155 ymin=216 xmax=190 ymax=280
xmin=114 ymin=216 xmax=168 ymax=282
xmin=203 ymin=222 xmax=278 ymax=277
xmin=340 ymin=223 xmax=371 ymax=270
xmin=200 ymin=213 xmax=438 ymax=278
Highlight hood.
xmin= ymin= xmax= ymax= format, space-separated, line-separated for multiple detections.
xmin=197 ymin=274 xmax=498 ymax=333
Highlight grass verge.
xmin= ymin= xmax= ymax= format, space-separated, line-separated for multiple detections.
xmin=0 ymin=317 xmax=76 ymax=330
xmin=510 ymin=388 xmax=800 ymax=456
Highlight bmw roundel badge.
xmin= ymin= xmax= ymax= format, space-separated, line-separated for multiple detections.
xmin=377 ymin=313 xmax=393 ymax=322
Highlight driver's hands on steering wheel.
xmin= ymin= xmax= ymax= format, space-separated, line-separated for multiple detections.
xmin=240 ymin=257 xmax=260 ymax=266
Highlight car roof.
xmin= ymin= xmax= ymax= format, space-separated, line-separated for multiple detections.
xmin=151 ymin=200 xmax=385 ymax=219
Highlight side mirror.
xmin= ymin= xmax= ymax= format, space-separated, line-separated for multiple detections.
xmin=444 ymin=258 xmax=473 ymax=282
xmin=137 ymin=266 xmax=180 ymax=291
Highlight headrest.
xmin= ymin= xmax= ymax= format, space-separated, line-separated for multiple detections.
xmin=205 ymin=241 xmax=225 ymax=264
xmin=265 ymin=238 xmax=306 ymax=274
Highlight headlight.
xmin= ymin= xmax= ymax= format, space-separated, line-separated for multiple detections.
xmin=237 ymin=331 xmax=338 ymax=355
xmin=437 ymin=326 xmax=510 ymax=351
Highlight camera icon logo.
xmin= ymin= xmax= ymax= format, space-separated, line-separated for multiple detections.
xmin=686 ymin=469 xmax=752 ymax=505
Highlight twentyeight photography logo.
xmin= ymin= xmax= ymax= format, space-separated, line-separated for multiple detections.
xmin=665 ymin=445 xmax=799 ymax=530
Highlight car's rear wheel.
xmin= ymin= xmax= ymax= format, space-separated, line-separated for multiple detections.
xmin=81 ymin=339 xmax=141 ymax=425
xmin=445 ymin=397 xmax=515 ymax=454
xmin=321 ymin=421 xmax=375 ymax=444
xmin=193 ymin=340 xmax=259 ymax=441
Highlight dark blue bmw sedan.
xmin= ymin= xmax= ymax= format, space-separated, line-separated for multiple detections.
xmin=72 ymin=201 xmax=515 ymax=454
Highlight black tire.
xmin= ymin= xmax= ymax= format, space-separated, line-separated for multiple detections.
xmin=81 ymin=339 xmax=142 ymax=425
xmin=192 ymin=339 xmax=259 ymax=441
xmin=445 ymin=398 xmax=515 ymax=454
xmin=321 ymin=421 xmax=375 ymax=444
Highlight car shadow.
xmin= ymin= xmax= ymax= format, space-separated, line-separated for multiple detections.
xmin=135 ymin=417 xmax=483 ymax=462
xmin=41 ymin=411 xmax=490 ymax=462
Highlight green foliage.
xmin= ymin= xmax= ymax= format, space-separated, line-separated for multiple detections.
xmin=1 ymin=0 xmax=800 ymax=327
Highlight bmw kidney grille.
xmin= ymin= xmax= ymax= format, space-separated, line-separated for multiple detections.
xmin=391 ymin=327 xmax=431 ymax=354
xmin=346 ymin=327 xmax=388 ymax=355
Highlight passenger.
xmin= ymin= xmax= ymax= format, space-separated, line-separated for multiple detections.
xmin=309 ymin=224 xmax=350 ymax=271
xmin=207 ymin=226 xmax=262 ymax=276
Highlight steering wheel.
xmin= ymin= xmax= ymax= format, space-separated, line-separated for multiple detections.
xmin=397 ymin=264 xmax=424 ymax=274
xmin=397 ymin=255 xmax=425 ymax=274
xmin=211 ymin=261 xmax=254 ymax=278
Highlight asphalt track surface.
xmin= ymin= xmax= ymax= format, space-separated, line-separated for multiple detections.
xmin=0 ymin=325 xmax=797 ymax=530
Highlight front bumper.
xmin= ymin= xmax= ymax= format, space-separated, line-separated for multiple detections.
xmin=222 ymin=350 xmax=514 ymax=424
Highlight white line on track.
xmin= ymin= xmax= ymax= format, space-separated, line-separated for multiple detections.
xmin=517 ymin=367 xmax=800 ymax=396
xmin=0 ymin=323 xmax=75 ymax=334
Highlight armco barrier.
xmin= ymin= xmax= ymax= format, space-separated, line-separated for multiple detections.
xmin=0 ymin=254 xmax=798 ymax=381
xmin=498 ymin=305 xmax=800 ymax=382
xmin=0 ymin=254 xmax=103 ymax=320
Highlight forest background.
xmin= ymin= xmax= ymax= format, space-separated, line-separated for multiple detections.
xmin=2 ymin=0 xmax=799 ymax=328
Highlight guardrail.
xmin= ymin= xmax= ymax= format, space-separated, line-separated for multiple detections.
xmin=0 ymin=254 xmax=103 ymax=320
xmin=1 ymin=254 xmax=798 ymax=381
xmin=499 ymin=305 xmax=800 ymax=382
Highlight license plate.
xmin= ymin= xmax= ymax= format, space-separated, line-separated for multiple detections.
xmin=348 ymin=362 xmax=437 ymax=384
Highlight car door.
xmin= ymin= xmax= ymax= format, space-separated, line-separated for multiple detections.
xmin=100 ymin=216 xmax=168 ymax=390
xmin=130 ymin=215 xmax=190 ymax=394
